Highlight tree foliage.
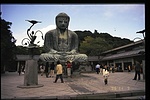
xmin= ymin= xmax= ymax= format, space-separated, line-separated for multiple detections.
xmin=76 ymin=30 xmax=133 ymax=56
xmin=1 ymin=15 xmax=17 ymax=72
xmin=79 ymin=36 xmax=113 ymax=56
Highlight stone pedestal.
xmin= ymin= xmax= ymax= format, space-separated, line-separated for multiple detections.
xmin=17 ymin=59 xmax=43 ymax=88
xmin=24 ymin=59 xmax=38 ymax=85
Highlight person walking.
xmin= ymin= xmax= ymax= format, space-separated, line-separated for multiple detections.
xmin=133 ymin=61 xmax=141 ymax=80
xmin=45 ymin=62 xmax=49 ymax=78
xmin=95 ymin=63 xmax=100 ymax=74
xmin=18 ymin=64 xmax=22 ymax=76
xmin=21 ymin=64 xmax=25 ymax=74
xmin=128 ymin=65 xmax=131 ymax=72
xmin=54 ymin=61 xmax=64 ymax=83
xmin=49 ymin=62 xmax=55 ymax=78
xmin=66 ymin=61 xmax=72 ymax=77
xmin=103 ymin=69 xmax=109 ymax=85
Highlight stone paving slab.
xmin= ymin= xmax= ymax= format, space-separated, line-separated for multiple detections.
xmin=1 ymin=71 xmax=145 ymax=99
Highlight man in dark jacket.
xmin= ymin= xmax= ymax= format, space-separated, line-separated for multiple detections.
xmin=133 ymin=61 xmax=141 ymax=80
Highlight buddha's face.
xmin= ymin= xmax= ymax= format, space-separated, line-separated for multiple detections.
xmin=56 ymin=17 xmax=69 ymax=30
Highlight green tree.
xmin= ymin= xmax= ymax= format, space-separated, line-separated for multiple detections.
xmin=75 ymin=30 xmax=93 ymax=41
xmin=79 ymin=36 xmax=94 ymax=55
xmin=1 ymin=14 xmax=17 ymax=73
xmin=79 ymin=36 xmax=113 ymax=56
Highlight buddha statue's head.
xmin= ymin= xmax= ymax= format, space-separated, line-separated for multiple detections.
xmin=55 ymin=12 xmax=70 ymax=30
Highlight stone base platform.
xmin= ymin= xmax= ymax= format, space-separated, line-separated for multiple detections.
xmin=17 ymin=84 xmax=44 ymax=88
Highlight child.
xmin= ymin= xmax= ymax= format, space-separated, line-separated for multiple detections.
xmin=103 ymin=69 xmax=109 ymax=85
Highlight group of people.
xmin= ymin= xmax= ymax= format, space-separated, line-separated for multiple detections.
xmin=40 ymin=62 xmax=55 ymax=78
xmin=95 ymin=63 xmax=110 ymax=85
xmin=94 ymin=60 xmax=142 ymax=85
xmin=54 ymin=60 xmax=73 ymax=83
xmin=39 ymin=61 xmax=64 ymax=83
xmin=40 ymin=60 xmax=72 ymax=83
xmin=95 ymin=63 xmax=110 ymax=75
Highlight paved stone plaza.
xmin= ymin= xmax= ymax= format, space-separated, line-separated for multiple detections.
xmin=1 ymin=71 xmax=145 ymax=99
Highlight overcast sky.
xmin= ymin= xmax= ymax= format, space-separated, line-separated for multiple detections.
xmin=1 ymin=4 xmax=145 ymax=46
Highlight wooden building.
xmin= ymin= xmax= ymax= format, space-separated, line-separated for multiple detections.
xmin=99 ymin=39 xmax=145 ymax=72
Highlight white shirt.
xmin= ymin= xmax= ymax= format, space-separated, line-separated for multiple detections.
xmin=95 ymin=64 xmax=100 ymax=68
xmin=103 ymin=70 xmax=109 ymax=78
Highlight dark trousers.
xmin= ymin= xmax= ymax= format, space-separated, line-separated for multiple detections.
xmin=45 ymin=72 xmax=49 ymax=78
xmin=54 ymin=74 xmax=64 ymax=83
xmin=134 ymin=71 xmax=141 ymax=80
xmin=96 ymin=68 xmax=100 ymax=74
xmin=18 ymin=71 xmax=21 ymax=75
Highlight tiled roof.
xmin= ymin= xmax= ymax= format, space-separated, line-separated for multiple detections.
xmin=102 ymin=39 xmax=144 ymax=54
xmin=101 ymin=48 xmax=145 ymax=61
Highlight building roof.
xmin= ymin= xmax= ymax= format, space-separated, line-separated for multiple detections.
xmin=101 ymin=48 xmax=145 ymax=61
xmin=102 ymin=39 xmax=144 ymax=54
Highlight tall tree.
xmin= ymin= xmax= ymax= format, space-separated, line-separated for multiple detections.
xmin=79 ymin=36 xmax=113 ymax=56
xmin=1 ymin=13 xmax=17 ymax=73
